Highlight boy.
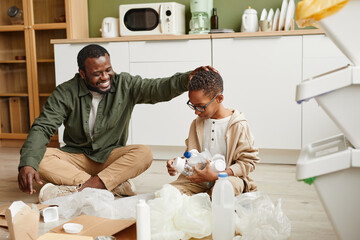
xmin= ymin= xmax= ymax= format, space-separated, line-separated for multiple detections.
xmin=166 ymin=69 xmax=259 ymax=196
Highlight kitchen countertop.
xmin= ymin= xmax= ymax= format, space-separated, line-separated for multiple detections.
xmin=51 ymin=29 xmax=324 ymax=44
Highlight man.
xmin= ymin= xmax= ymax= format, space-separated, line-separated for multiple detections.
xmin=18 ymin=44 xmax=213 ymax=202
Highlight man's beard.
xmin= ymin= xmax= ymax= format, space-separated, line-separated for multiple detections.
xmin=84 ymin=76 xmax=113 ymax=94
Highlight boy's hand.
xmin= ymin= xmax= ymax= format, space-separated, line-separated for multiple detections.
xmin=167 ymin=158 xmax=177 ymax=176
xmin=186 ymin=160 xmax=218 ymax=183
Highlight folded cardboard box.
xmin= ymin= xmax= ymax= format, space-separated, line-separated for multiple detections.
xmin=0 ymin=203 xmax=54 ymax=228
xmin=51 ymin=215 xmax=136 ymax=240
xmin=5 ymin=201 xmax=40 ymax=240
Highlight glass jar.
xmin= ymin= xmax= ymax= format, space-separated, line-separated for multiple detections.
xmin=8 ymin=6 xmax=24 ymax=25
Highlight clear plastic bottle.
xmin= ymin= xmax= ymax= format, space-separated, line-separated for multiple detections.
xmin=136 ymin=199 xmax=151 ymax=240
xmin=172 ymin=150 xmax=207 ymax=176
xmin=211 ymin=172 xmax=235 ymax=240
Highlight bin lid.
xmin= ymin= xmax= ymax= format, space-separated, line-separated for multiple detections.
xmin=296 ymin=65 xmax=360 ymax=104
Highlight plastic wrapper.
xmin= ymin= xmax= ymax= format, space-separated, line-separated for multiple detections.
xmin=42 ymin=188 xmax=154 ymax=220
xmin=234 ymin=191 xmax=291 ymax=240
xmin=296 ymin=0 xmax=349 ymax=27
xmin=148 ymin=184 xmax=212 ymax=240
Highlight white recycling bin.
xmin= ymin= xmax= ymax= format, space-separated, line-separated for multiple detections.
xmin=317 ymin=0 xmax=360 ymax=66
xmin=296 ymin=65 xmax=360 ymax=148
xmin=297 ymin=134 xmax=360 ymax=240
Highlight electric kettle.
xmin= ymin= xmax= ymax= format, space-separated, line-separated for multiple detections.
xmin=241 ymin=7 xmax=258 ymax=32
xmin=100 ymin=17 xmax=119 ymax=38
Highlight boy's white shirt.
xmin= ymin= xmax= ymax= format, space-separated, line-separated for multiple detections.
xmin=202 ymin=115 xmax=231 ymax=157
xmin=89 ymin=91 xmax=104 ymax=140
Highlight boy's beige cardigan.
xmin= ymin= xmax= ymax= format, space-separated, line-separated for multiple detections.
xmin=185 ymin=109 xmax=260 ymax=192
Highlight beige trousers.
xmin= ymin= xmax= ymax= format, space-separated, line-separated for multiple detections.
xmin=38 ymin=145 xmax=153 ymax=191
xmin=170 ymin=174 xmax=245 ymax=196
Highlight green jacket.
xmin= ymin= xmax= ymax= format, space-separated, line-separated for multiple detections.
xmin=19 ymin=71 xmax=190 ymax=171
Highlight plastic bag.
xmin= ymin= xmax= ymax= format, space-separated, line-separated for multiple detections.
xmin=234 ymin=191 xmax=291 ymax=240
xmin=148 ymin=184 xmax=212 ymax=240
xmin=296 ymin=0 xmax=349 ymax=27
xmin=42 ymin=188 xmax=154 ymax=219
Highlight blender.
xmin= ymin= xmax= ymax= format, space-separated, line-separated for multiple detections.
xmin=189 ymin=0 xmax=213 ymax=34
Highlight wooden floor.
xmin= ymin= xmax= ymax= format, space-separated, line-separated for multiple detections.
xmin=0 ymin=147 xmax=337 ymax=239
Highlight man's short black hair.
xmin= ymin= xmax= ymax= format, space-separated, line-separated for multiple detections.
xmin=188 ymin=69 xmax=223 ymax=98
xmin=77 ymin=44 xmax=110 ymax=72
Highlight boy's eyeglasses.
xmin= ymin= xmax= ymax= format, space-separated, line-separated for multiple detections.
xmin=187 ymin=92 xmax=223 ymax=112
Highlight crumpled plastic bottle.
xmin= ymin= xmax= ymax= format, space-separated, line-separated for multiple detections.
xmin=172 ymin=149 xmax=226 ymax=176
xmin=172 ymin=149 xmax=207 ymax=176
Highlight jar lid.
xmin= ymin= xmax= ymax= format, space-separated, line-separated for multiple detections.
xmin=8 ymin=6 xmax=19 ymax=17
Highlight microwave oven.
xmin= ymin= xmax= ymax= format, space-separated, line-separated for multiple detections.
xmin=119 ymin=2 xmax=185 ymax=36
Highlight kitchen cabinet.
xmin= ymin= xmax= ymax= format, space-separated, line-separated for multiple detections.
xmin=0 ymin=0 xmax=88 ymax=145
xmin=129 ymin=40 xmax=212 ymax=146
xmin=212 ymin=36 xmax=302 ymax=150
xmin=301 ymin=35 xmax=351 ymax=146
xmin=54 ymin=42 xmax=130 ymax=146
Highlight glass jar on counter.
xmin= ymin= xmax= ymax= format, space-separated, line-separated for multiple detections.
xmin=8 ymin=6 xmax=24 ymax=25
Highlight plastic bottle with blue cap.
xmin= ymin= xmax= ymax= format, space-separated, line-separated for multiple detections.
xmin=211 ymin=172 xmax=235 ymax=240
xmin=172 ymin=149 xmax=207 ymax=176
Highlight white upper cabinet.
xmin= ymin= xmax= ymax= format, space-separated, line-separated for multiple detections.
xmin=212 ymin=36 xmax=302 ymax=150
xmin=129 ymin=39 xmax=212 ymax=146
xmin=301 ymin=35 xmax=351 ymax=146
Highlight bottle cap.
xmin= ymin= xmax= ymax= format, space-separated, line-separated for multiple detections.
xmin=218 ymin=172 xmax=228 ymax=178
xmin=184 ymin=151 xmax=191 ymax=159
xmin=212 ymin=160 xmax=226 ymax=172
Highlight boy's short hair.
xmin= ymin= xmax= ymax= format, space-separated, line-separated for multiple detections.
xmin=77 ymin=44 xmax=110 ymax=72
xmin=188 ymin=69 xmax=223 ymax=98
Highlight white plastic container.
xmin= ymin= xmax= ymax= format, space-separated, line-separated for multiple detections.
xmin=297 ymin=134 xmax=360 ymax=239
xmin=317 ymin=0 xmax=360 ymax=66
xmin=211 ymin=172 xmax=235 ymax=240
xmin=136 ymin=199 xmax=151 ymax=240
xmin=296 ymin=65 xmax=360 ymax=148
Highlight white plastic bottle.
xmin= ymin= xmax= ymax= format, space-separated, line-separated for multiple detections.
xmin=136 ymin=199 xmax=151 ymax=240
xmin=211 ymin=172 xmax=235 ymax=240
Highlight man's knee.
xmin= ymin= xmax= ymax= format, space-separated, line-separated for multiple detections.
xmin=136 ymin=145 xmax=153 ymax=166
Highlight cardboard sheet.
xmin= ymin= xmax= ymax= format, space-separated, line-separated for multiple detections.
xmin=51 ymin=215 xmax=136 ymax=239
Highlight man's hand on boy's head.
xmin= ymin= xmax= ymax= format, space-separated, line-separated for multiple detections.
xmin=189 ymin=66 xmax=219 ymax=81
xmin=186 ymin=160 xmax=218 ymax=183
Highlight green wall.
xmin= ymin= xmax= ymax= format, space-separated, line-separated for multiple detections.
xmin=88 ymin=0 xmax=303 ymax=38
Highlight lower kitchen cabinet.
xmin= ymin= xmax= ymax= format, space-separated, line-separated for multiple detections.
xmin=212 ymin=36 xmax=302 ymax=150
xmin=52 ymin=34 xmax=349 ymax=158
